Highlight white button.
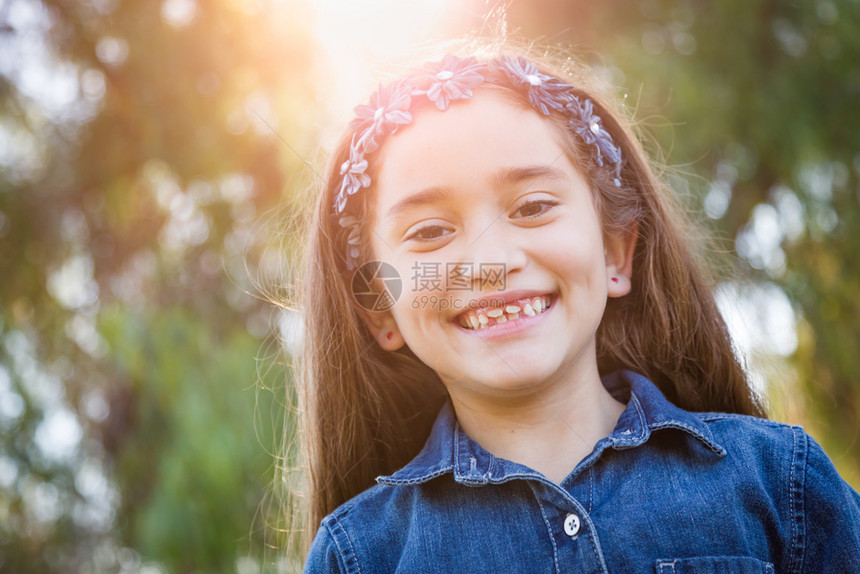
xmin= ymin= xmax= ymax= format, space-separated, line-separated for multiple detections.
xmin=563 ymin=513 xmax=581 ymax=537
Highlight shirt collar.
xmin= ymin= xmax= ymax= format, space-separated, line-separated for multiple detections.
xmin=601 ymin=370 xmax=727 ymax=457
xmin=377 ymin=370 xmax=726 ymax=486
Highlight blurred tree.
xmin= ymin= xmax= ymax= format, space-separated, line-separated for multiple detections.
xmin=98 ymin=306 xmax=285 ymax=572
xmin=0 ymin=0 xmax=314 ymax=571
xmin=506 ymin=0 xmax=860 ymax=485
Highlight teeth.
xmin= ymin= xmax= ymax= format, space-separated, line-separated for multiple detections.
xmin=459 ymin=295 xmax=554 ymax=330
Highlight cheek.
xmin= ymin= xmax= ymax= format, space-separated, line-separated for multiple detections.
xmin=540 ymin=227 xmax=607 ymax=287
xmin=388 ymin=266 xmax=443 ymax=326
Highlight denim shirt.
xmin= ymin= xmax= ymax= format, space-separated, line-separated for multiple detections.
xmin=304 ymin=371 xmax=860 ymax=573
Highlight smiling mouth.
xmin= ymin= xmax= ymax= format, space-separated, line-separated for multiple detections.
xmin=457 ymin=295 xmax=554 ymax=330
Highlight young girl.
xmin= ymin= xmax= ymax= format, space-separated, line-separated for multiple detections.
xmin=296 ymin=46 xmax=860 ymax=572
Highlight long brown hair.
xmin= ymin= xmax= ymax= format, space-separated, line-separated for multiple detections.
xmin=294 ymin=41 xmax=765 ymax=549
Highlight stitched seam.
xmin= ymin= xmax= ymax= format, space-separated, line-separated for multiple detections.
xmin=519 ymin=476 xmax=609 ymax=573
xmin=610 ymin=394 xmax=648 ymax=448
xmin=481 ymin=472 xmax=562 ymax=485
xmin=588 ymin=466 xmax=594 ymax=514
xmin=790 ymin=427 xmax=808 ymax=574
xmin=326 ymin=516 xmax=363 ymax=574
xmin=788 ymin=427 xmax=798 ymax=573
xmin=584 ymin=512 xmax=610 ymax=574
xmin=699 ymin=413 xmax=794 ymax=429
xmin=529 ymin=483 xmax=561 ymax=574
xmin=632 ymin=393 xmax=647 ymax=439
xmin=453 ymin=424 xmax=462 ymax=478
xmin=377 ymin=466 xmax=453 ymax=485
xmin=649 ymin=421 xmax=726 ymax=456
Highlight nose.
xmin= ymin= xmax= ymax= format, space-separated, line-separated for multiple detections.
xmin=450 ymin=219 xmax=527 ymax=291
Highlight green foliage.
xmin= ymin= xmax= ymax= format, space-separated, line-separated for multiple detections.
xmin=99 ymin=306 xmax=283 ymax=571
xmin=0 ymin=0 xmax=311 ymax=571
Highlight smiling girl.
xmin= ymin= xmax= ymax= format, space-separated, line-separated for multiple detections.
xmin=297 ymin=49 xmax=860 ymax=572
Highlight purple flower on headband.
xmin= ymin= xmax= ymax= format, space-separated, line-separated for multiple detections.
xmin=333 ymin=53 xmax=630 ymax=266
xmin=335 ymin=137 xmax=371 ymax=213
xmin=351 ymin=80 xmax=413 ymax=153
xmin=570 ymin=98 xmax=621 ymax=166
xmin=413 ymin=54 xmax=486 ymax=111
xmin=494 ymin=55 xmax=570 ymax=115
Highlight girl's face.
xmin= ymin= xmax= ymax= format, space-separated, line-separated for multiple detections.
xmin=367 ymin=90 xmax=634 ymax=402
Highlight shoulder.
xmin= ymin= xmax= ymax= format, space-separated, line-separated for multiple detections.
xmin=303 ymin=481 xmax=430 ymax=574
xmin=692 ymin=412 xmax=860 ymax=572
xmin=697 ymin=411 xmax=803 ymax=455
xmin=692 ymin=411 xmax=835 ymax=487
xmin=304 ymin=404 xmax=461 ymax=572
xmin=694 ymin=411 xmax=859 ymax=487
xmin=331 ymin=480 xmax=421 ymax=530
xmin=323 ymin=480 xmax=410 ymax=536
xmin=304 ymin=484 xmax=390 ymax=574
xmin=648 ymin=411 xmax=806 ymax=504
xmin=684 ymin=411 xmax=860 ymax=517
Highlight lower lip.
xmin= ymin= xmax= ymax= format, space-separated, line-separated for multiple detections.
xmin=453 ymin=297 xmax=555 ymax=340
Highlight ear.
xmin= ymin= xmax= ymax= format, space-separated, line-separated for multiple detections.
xmin=356 ymin=308 xmax=406 ymax=351
xmin=604 ymin=222 xmax=638 ymax=299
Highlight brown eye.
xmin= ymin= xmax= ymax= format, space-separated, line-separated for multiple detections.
xmin=513 ymin=200 xmax=558 ymax=219
xmin=405 ymin=224 xmax=451 ymax=242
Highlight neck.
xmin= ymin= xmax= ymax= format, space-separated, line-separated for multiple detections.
xmin=449 ymin=362 xmax=626 ymax=484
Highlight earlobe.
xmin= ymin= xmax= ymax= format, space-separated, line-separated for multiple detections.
xmin=357 ymin=308 xmax=405 ymax=351
xmin=605 ymin=222 xmax=638 ymax=299
xmin=376 ymin=324 xmax=405 ymax=351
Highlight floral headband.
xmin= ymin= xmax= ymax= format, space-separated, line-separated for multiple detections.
xmin=334 ymin=54 xmax=625 ymax=268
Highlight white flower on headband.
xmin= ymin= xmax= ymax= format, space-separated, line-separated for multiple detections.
xmin=413 ymin=54 xmax=486 ymax=111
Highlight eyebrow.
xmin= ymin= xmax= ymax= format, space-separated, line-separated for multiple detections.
xmin=384 ymin=164 xmax=568 ymax=222
xmin=385 ymin=186 xmax=454 ymax=222
xmin=493 ymin=164 xmax=569 ymax=187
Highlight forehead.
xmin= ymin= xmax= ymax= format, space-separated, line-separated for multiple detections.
xmin=373 ymin=90 xmax=576 ymax=202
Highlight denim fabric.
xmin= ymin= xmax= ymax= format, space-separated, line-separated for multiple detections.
xmin=304 ymin=371 xmax=860 ymax=573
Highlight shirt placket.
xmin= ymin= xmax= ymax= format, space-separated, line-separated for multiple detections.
xmin=528 ymin=478 xmax=609 ymax=574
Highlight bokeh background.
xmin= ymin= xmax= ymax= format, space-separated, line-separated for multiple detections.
xmin=1 ymin=0 xmax=858 ymax=572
